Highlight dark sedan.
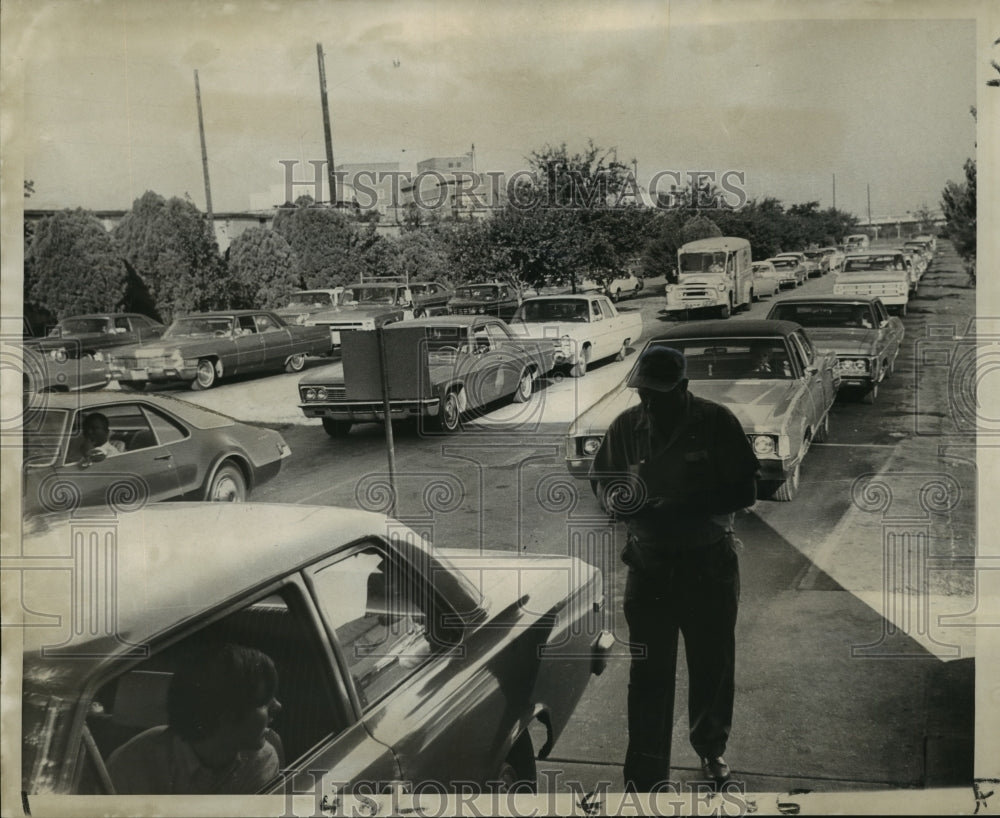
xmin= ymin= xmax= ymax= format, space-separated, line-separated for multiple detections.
xmin=26 ymin=313 xmax=165 ymax=358
xmin=448 ymin=282 xmax=522 ymax=321
xmin=107 ymin=310 xmax=332 ymax=389
xmin=21 ymin=503 xmax=612 ymax=795
xmin=22 ymin=392 xmax=291 ymax=517
xmin=766 ymin=295 xmax=904 ymax=403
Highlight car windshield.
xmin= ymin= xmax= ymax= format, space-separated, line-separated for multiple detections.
xmin=286 ymin=291 xmax=337 ymax=308
xmin=342 ymin=286 xmax=399 ymax=305
xmin=679 ymin=251 xmax=730 ymax=274
xmin=803 ymin=252 xmax=823 ymax=260
xmin=769 ymin=303 xmax=875 ymax=329
xmin=58 ymin=318 xmax=110 ymax=335
xmin=770 ymin=259 xmax=796 ymax=269
xmin=456 ymin=286 xmax=499 ymax=299
xmin=644 ymin=338 xmax=793 ymax=380
xmin=164 ymin=317 xmax=235 ymax=338
xmin=843 ymin=256 xmax=904 ymax=272
xmin=424 ymin=326 xmax=468 ymax=358
xmin=516 ymin=300 xmax=590 ymax=322
xmin=752 ymin=264 xmax=774 ymax=274
xmin=23 ymin=409 xmax=70 ymax=467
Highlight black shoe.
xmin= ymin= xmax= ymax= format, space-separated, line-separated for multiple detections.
xmin=700 ymin=756 xmax=731 ymax=786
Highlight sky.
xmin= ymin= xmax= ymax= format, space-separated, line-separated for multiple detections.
xmin=2 ymin=0 xmax=981 ymax=221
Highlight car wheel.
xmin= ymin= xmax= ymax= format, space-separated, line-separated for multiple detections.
xmin=193 ymin=359 xmax=218 ymax=390
xmin=615 ymin=340 xmax=628 ymax=362
xmin=436 ymin=390 xmax=462 ymax=432
xmin=322 ymin=418 xmax=352 ymax=437
xmin=718 ymin=301 xmax=731 ymax=320
xmin=512 ymin=369 xmax=534 ymax=403
xmin=862 ymin=382 xmax=879 ymax=405
xmin=751 ymin=288 xmax=758 ymax=303
xmin=634 ymin=284 xmax=641 ymax=298
xmin=285 ymin=353 xmax=307 ymax=373
xmin=612 ymin=288 xmax=622 ymax=303
xmin=772 ymin=461 xmax=801 ymax=502
xmin=898 ymin=303 xmax=908 ymax=318
xmin=570 ymin=351 xmax=589 ymax=378
xmin=206 ymin=462 xmax=247 ymax=502
xmin=813 ymin=413 xmax=829 ymax=443
xmin=495 ymin=733 xmax=537 ymax=793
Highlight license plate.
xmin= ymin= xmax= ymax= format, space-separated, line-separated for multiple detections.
xmin=129 ymin=369 xmax=147 ymax=380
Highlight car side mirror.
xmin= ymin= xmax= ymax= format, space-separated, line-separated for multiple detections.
xmin=879 ymin=319 xmax=889 ymax=329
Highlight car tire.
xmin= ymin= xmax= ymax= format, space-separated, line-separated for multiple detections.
xmin=718 ymin=301 xmax=731 ymax=320
xmin=862 ymin=382 xmax=879 ymax=404
xmin=285 ymin=353 xmax=307 ymax=373
xmin=436 ymin=390 xmax=462 ymax=433
xmin=751 ymin=288 xmax=759 ymax=303
xmin=615 ymin=340 xmax=628 ymax=362
xmin=570 ymin=351 xmax=589 ymax=378
xmin=193 ymin=359 xmax=218 ymax=390
xmin=512 ymin=369 xmax=534 ymax=403
xmin=612 ymin=288 xmax=622 ymax=303
xmin=322 ymin=418 xmax=352 ymax=437
xmin=813 ymin=413 xmax=829 ymax=443
xmin=206 ymin=462 xmax=247 ymax=502
xmin=496 ymin=732 xmax=537 ymax=793
xmin=898 ymin=303 xmax=908 ymax=318
xmin=772 ymin=461 xmax=801 ymax=502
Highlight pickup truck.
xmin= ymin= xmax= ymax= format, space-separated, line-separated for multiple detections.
xmin=306 ymin=280 xmax=453 ymax=347
xmin=508 ymin=293 xmax=643 ymax=377
xmin=298 ymin=316 xmax=558 ymax=435
xmin=834 ymin=251 xmax=911 ymax=316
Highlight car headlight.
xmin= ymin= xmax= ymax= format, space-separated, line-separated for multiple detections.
xmin=361 ymin=320 xmax=376 ymax=330
xmin=316 ymin=387 xmax=327 ymax=400
xmin=477 ymin=307 xmax=484 ymax=314
xmin=304 ymin=388 xmax=317 ymax=400
xmin=296 ymin=314 xmax=307 ymax=325
xmin=836 ymin=358 xmax=870 ymax=374
xmin=751 ymin=435 xmax=775 ymax=455
xmin=717 ymin=282 xmax=728 ymax=291
xmin=581 ymin=436 xmax=603 ymax=456
xmin=559 ymin=335 xmax=574 ymax=354
xmin=50 ymin=348 xmax=68 ymax=363
xmin=169 ymin=350 xmax=184 ymax=366
xmin=92 ymin=351 xmax=105 ymax=362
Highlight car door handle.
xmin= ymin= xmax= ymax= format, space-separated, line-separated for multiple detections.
xmin=153 ymin=453 xmax=173 ymax=461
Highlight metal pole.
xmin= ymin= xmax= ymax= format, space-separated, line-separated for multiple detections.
xmin=832 ymin=173 xmax=836 ymax=210
xmin=867 ymin=183 xmax=872 ymax=225
xmin=376 ymin=325 xmax=397 ymax=518
xmin=194 ymin=70 xmax=214 ymax=233
xmin=316 ymin=43 xmax=337 ymax=206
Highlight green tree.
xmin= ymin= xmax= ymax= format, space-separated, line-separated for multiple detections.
xmin=273 ymin=199 xmax=375 ymax=287
xmin=227 ymin=227 xmax=301 ymax=309
xmin=391 ymin=228 xmax=452 ymax=283
xmin=522 ymin=140 xmax=637 ymax=209
xmin=940 ymin=158 xmax=976 ymax=262
xmin=680 ymin=214 xmax=722 ymax=244
xmin=113 ymin=191 xmax=226 ymax=319
xmin=26 ymin=209 xmax=127 ymax=319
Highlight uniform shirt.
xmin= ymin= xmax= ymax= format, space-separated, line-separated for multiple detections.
xmin=590 ymin=391 xmax=759 ymax=561
xmin=107 ymin=725 xmax=280 ymax=795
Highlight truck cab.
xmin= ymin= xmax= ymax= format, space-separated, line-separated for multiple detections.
xmin=664 ymin=237 xmax=753 ymax=319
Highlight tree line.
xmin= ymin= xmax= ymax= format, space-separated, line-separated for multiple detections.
xmin=24 ymin=142 xmax=865 ymax=327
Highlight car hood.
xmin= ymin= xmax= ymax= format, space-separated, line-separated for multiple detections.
xmin=837 ymin=271 xmax=908 ymax=284
xmin=569 ymin=379 xmax=800 ymax=436
xmin=311 ymin=304 xmax=400 ymax=320
xmin=800 ymin=327 xmax=877 ymax=355
xmin=507 ymin=319 xmax=585 ymax=338
xmin=298 ymin=360 xmax=346 ymax=386
xmin=450 ymin=297 xmax=505 ymax=307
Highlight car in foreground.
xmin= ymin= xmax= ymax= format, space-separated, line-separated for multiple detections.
xmin=766 ymin=295 xmax=903 ymax=403
xmin=274 ymin=288 xmax=345 ymax=325
xmin=107 ymin=310 xmax=332 ymax=389
xmin=834 ymin=252 xmax=910 ymax=316
xmin=26 ymin=313 xmax=166 ymax=359
xmin=21 ymin=503 xmax=612 ymax=795
xmin=448 ymin=282 xmax=522 ymax=321
xmin=751 ymin=261 xmax=782 ymax=299
xmin=565 ymin=319 xmax=840 ymax=501
xmin=21 ymin=392 xmax=291 ymax=516
xmin=299 ymin=316 xmax=557 ymax=435
xmin=767 ymin=256 xmax=807 ymax=288
xmin=509 ymin=294 xmax=643 ymax=377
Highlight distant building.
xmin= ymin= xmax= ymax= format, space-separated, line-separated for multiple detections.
xmin=398 ymin=153 xmax=497 ymax=220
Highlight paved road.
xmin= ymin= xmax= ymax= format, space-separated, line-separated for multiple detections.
xmin=130 ymin=249 xmax=979 ymax=805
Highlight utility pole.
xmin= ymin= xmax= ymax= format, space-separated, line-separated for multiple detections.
xmin=832 ymin=173 xmax=836 ymax=210
xmin=316 ymin=43 xmax=337 ymax=206
xmin=867 ymin=183 xmax=872 ymax=226
xmin=194 ymin=70 xmax=214 ymax=233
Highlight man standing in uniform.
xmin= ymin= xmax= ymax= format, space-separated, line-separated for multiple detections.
xmin=589 ymin=345 xmax=759 ymax=792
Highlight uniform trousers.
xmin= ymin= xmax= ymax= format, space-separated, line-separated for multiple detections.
xmin=622 ymin=535 xmax=740 ymax=791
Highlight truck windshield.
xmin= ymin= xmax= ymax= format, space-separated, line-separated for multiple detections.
xmin=516 ymin=300 xmax=590 ymax=322
xmin=679 ymin=252 xmax=730 ymax=274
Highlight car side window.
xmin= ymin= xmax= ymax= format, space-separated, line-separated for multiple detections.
xmin=114 ymin=317 xmax=131 ymax=331
xmin=65 ymin=404 xmax=156 ymax=463
xmin=237 ymin=316 xmax=257 ymax=336
xmin=141 ymin=407 xmax=188 ymax=445
xmin=875 ymin=301 xmax=889 ymax=324
xmin=254 ymin=315 xmax=279 ymax=333
xmin=485 ymin=323 xmax=510 ymax=346
xmin=590 ymin=301 xmax=604 ymax=321
xmin=788 ymin=334 xmax=810 ymax=372
xmin=309 ymin=544 xmax=438 ymax=711
xmin=73 ymin=585 xmax=346 ymax=794
xmin=471 ymin=326 xmax=491 ymax=353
